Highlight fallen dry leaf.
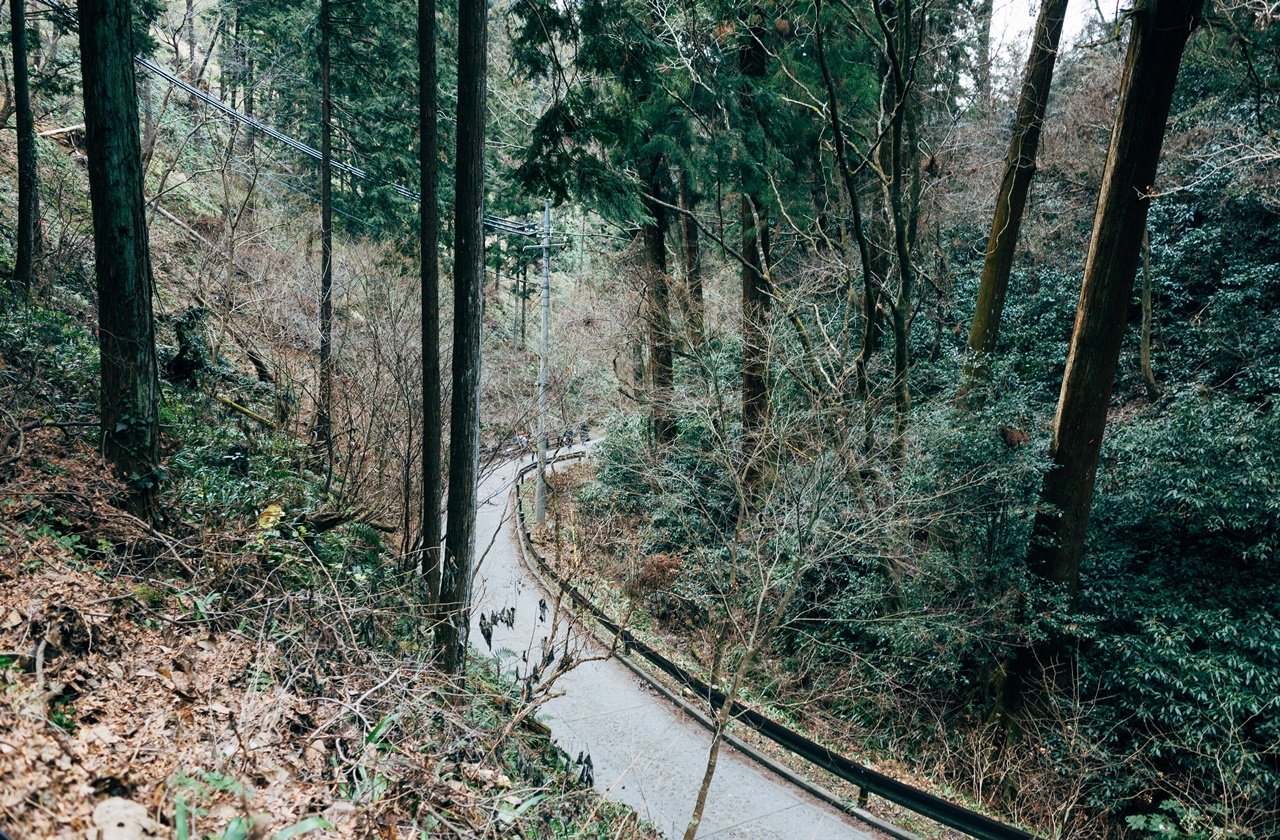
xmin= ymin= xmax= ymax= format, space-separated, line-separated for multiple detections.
xmin=91 ymin=797 xmax=160 ymax=839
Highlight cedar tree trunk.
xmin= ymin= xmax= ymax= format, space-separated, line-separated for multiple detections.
xmin=78 ymin=0 xmax=162 ymax=519
xmin=419 ymin=0 xmax=443 ymax=604
xmin=436 ymin=0 xmax=487 ymax=676
xmin=739 ymin=11 xmax=770 ymax=486
xmin=644 ymin=159 xmax=675 ymax=445
xmin=9 ymin=0 xmax=37 ymax=301
xmin=962 ymin=0 xmax=1069 ymax=390
xmin=1028 ymin=0 xmax=1204 ymax=605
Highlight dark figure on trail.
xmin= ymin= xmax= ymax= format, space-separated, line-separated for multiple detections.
xmin=575 ymin=751 xmax=594 ymax=786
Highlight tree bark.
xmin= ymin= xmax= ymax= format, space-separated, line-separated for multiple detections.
xmin=78 ymin=0 xmax=162 ymax=519
xmin=741 ymin=192 xmax=769 ymax=466
xmin=679 ymin=169 xmax=703 ymax=346
xmin=739 ymin=11 xmax=769 ymax=489
xmin=8 ymin=0 xmax=36 ymax=302
xmin=1028 ymin=0 xmax=1203 ymax=606
xmin=419 ymin=0 xmax=443 ymax=605
xmin=183 ymin=0 xmax=195 ymax=78
xmin=244 ymin=38 xmax=255 ymax=163
xmin=962 ymin=0 xmax=1069 ymax=391
xmin=436 ymin=0 xmax=487 ymax=677
xmin=815 ymin=3 xmax=876 ymax=429
xmin=644 ymin=159 xmax=675 ymax=445
xmin=1140 ymin=224 xmax=1161 ymax=400
xmin=975 ymin=0 xmax=993 ymax=107
xmin=316 ymin=0 xmax=335 ymax=474
xmin=875 ymin=0 xmax=919 ymax=465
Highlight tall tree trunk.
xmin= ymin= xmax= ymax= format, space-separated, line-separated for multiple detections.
xmin=511 ymin=270 xmax=520 ymax=337
xmin=816 ymin=0 xmax=878 ymax=449
xmin=1028 ymin=0 xmax=1204 ymax=606
xmin=975 ymin=0 xmax=993 ymax=107
xmin=739 ymin=11 xmax=770 ymax=490
xmin=183 ymin=0 xmax=195 ymax=78
xmin=877 ymin=0 xmax=918 ymax=465
xmin=244 ymin=46 xmax=255 ymax=163
xmin=78 ymin=0 xmax=162 ymax=520
xmin=316 ymin=0 xmax=335 ymax=473
xmin=962 ymin=0 xmax=1069 ymax=392
xmin=644 ymin=160 xmax=675 ymax=445
xmin=9 ymin=0 xmax=36 ymax=302
xmin=436 ymin=0 xmax=487 ymax=677
xmin=741 ymin=193 xmax=769 ymax=466
xmin=419 ymin=0 xmax=443 ymax=606
xmin=1140 ymin=224 xmax=1161 ymax=400
xmin=679 ymin=169 xmax=703 ymax=346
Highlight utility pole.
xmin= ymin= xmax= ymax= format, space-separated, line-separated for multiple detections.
xmin=535 ymin=200 xmax=551 ymax=525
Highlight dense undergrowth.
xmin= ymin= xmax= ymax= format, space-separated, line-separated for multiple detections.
xmin=0 ymin=92 xmax=653 ymax=834
xmin=573 ymin=372 xmax=1279 ymax=837
xmin=559 ymin=77 xmax=1280 ymax=840
xmin=0 ymin=296 xmax=654 ymax=838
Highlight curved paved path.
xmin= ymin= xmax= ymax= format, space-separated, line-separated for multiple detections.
xmin=468 ymin=450 xmax=877 ymax=839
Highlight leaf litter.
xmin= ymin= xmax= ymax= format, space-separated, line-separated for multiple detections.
xmin=0 ymin=533 xmax=653 ymax=838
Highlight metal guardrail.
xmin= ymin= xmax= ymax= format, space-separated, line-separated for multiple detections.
xmin=513 ymin=454 xmax=1038 ymax=840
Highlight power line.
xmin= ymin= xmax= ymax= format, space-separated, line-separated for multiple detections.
xmin=137 ymin=56 xmax=545 ymax=239
xmin=136 ymin=56 xmax=421 ymax=202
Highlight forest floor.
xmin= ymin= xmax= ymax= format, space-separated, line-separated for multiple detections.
xmin=0 ymin=401 xmax=654 ymax=839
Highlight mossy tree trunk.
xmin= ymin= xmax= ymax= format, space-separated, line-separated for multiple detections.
xmin=1028 ymin=0 xmax=1204 ymax=606
xmin=78 ymin=0 xmax=162 ymax=519
xmin=962 ymin=0 xmax=1069 ymax=392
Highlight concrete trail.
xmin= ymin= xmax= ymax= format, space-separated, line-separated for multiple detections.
xmin=468 ymin=449 xmax=877 ymax=839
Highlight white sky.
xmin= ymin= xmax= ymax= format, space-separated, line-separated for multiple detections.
xmin=990 ymin=0 xmax=1120 ymax=57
